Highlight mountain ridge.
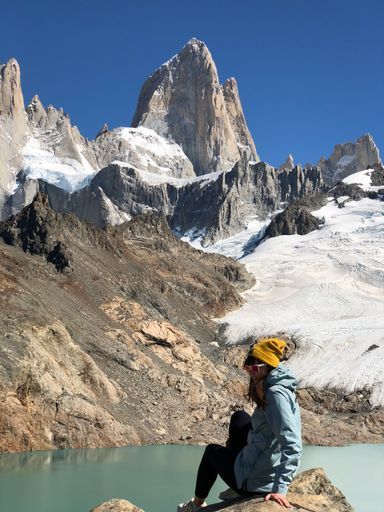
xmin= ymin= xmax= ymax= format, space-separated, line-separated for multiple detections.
xmin=1 ymin=40 xmax=381 ymax=245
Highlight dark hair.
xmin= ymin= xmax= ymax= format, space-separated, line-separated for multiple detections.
xmin=244 ymin=355 xmax=273 ymax=408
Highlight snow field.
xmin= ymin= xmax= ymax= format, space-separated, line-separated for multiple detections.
xmin=212 ymin=172 xmax=384 ymax=405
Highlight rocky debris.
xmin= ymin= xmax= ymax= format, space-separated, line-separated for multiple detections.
xmin=257 ymin=192 xmax=327 ymax=244
xmin=90 ymin=499 xmax=144 ymax=512
xmin=330 ymin=180 xmax=381 ymax=205
xmin=90 ymin=468 xmax=354 ymax=512
xmin=330 ymin=181 xmax=368 ymax=203
xmin=132 ymin=38 xmax=246 ymax=175
xmin=222 ymin=78 xmax=259 ymax=162
xmin=298 ymin=388 xmax=384 ymax=446
xmin=91 ymin=126 xmax=194 ymax=178
xmin=318 ymin=133 xmax=381 ymax=186
xmin=0 ymin=192 xmax=73 ymax=271
xmin=298 ymin=387 xmax=373 ymax=414
xmin=0 ymin=194 xmax=255 ymax=452
xmin=0 ymin=320 xmax=138 ymax=452
xmin=278 ymin=154 xmax=295 ymax=171
xmin=0 ymin=59 xmax=29 ymax=211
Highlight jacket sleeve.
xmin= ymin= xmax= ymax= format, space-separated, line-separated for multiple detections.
xmin=264 ymin=387 xmax=302 ymax=494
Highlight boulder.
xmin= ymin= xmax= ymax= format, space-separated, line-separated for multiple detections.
xmin=90 ymin=468 xmax=353 ymax=512
xmin=90 ymin=499 xmax=144 ymax=512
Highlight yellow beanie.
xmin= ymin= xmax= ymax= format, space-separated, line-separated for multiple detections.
xmin=249 ymin=338 xmax=286 ymax=367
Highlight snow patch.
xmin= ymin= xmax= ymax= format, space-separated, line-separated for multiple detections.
xmin=343 ymin=168 xmax=381 ymax=192
xmin=118 ymin=127 xmax=188 ymax=169
xmin=21 ymin=137 xmax=97 ymax=193
xmin=105 ymin=126 xmax=194 ymax=178
xmin=112 ymin=160 xmax=224 ymax=189
xmin=337 ymin=154 xmax=356 ymax=168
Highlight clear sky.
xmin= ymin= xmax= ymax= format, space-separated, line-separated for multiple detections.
xmin=1 ymin=0 xmax=383 ymax=167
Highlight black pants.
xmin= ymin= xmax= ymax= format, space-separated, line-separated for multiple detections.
xmin=194 ymin=410 xmax=258 ymax=500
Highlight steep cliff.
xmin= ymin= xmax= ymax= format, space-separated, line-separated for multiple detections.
xmin=35 ymin=159 xmax=325 ymax=245
xmin=131 ymin=38 xmax=252 ymax=175
xmin=222 ymin=77 xmax=259 ymax=162
xmin=0 ymin=59 xmax=29 ymax=211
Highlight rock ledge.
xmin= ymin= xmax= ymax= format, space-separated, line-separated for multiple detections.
xmin=90 ymin=468 xmax=354 ymax=512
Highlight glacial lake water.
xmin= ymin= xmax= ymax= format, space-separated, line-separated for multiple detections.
xmin=0 ymin=444 xmax=383 ymax=512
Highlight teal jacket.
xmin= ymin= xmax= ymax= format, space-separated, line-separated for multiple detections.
xmin=234 ymin=364 xmax=302 ymax=495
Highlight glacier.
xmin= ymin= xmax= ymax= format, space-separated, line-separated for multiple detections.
xmin=205 ymin=169 xmax=384 ymax=406
xmin=21 ymin=137 xmax=97 ymax=193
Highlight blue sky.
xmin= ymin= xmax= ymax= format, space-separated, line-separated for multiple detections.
xmin=1 ymin=0 xmax=383 ymax=167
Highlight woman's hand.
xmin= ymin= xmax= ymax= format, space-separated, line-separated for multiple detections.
xmin=264 ymin=493 xmax=293 ymax=508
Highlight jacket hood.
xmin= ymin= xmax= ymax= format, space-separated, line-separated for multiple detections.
xmin=265 ymin=363 xmax=298 ymax=392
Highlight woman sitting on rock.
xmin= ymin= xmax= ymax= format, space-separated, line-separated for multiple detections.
xmin=177 ymin=338 xmax=302 ymax=511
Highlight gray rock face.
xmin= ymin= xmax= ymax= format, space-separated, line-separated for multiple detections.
xmin=222 ymin=77 xmax=259 ymax=162
xmin=38 ymin=158 xmax=324 ymax=246
xmin=0 ymin=192 xmax=72 ymax=271
xmin=263 ymin=204 xmax=324 ymax=240
xmin=371 ymin=163 xmax=384 ymax=186
xmin=132 ymin=38 xmax=247 ymax=175
xmin=318 ymin=133 xmax=381 ymax=185
xmin=26 ymin=94 xmax=98 ymax=169
xmin=0 ymin=59 xmax=29 ymax=210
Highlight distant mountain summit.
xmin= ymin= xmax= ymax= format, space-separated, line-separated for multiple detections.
xmin=318 ymin=133 xmax=381 ymax=185
xmin=132 ymin=38 xmax=259 ymax=175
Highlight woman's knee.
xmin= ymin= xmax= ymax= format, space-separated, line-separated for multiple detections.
xmin=230 ymin=410 xmax=251 ymax=429
xmin=204 ymin=443 xmax=221 ymax=457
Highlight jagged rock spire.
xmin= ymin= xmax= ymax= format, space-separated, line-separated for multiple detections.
xmin=131 ymin=39 xmax=257 ymax=175
xmin=0 ymin=58 xmax=28 ymax=209
xmin=0 ymin=58 xmax=25 ymax=117
xmin=96 ymin=123 xmax=109 ymax=138
xmin=222 ymin=77 xmax=259 ymax=162
xmin=279 ymin=154 xmax=295 ymax=171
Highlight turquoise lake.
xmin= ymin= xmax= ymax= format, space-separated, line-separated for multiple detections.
xmin=0 ymin=444 xmax=383 ymax=512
